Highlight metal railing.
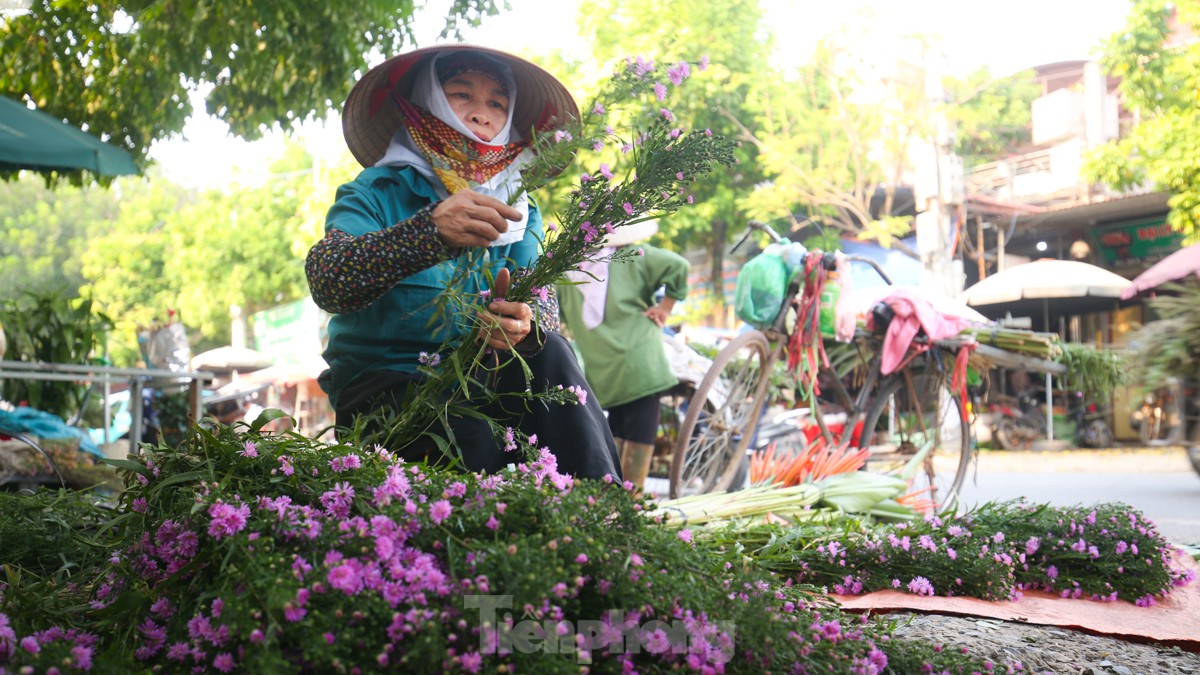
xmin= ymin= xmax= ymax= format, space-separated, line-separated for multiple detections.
xmin=0 ymin=360 xmax=214 ymax=456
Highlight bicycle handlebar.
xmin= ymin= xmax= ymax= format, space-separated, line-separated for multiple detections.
xmin=733 ymin=220 xmax=893 ymax=285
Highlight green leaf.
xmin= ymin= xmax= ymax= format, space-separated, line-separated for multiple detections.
xmin=148 ymin=469 xmax=212 ymax=496
xmin=249 ymin=408 xmax=293 ymax=433
xmin=100 ymin=458 xmax=150 ymax=476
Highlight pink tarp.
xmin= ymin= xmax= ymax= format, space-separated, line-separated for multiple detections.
xmin=1121 ymin=243 xmax=1200 ymax=299
xmin=833 ymin=549 xmax=1200 ymax=650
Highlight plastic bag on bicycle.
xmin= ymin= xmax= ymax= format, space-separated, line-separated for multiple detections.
xmin=734 ymin=243 xmax=793 ymax=328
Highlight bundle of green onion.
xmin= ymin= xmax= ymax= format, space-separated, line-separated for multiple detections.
xmin=960 ymin=326 xmax=1063 ymax=360
xmin=648 ymin=471 xmax=917 ymax=529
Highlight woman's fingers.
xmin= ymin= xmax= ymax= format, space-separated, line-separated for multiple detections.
xmin=472 ymin=193 xmax=523 ymax=222
xmin=492 ymin=267 xmax=511 ymax=299
xmin=433 ymin=191 xmax=523 ymax=248
xmin=477 ymin=299 xmax=531 ymax=350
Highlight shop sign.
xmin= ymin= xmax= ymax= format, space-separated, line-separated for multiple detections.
xmin=250 ymin=298 xmax=328 ymax=365
xmin=1092 ymin=218 xmax=1184 ymax=265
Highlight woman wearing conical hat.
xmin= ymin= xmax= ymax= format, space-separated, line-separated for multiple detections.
xmin=306 ymin=45 xmax=619 ymax=480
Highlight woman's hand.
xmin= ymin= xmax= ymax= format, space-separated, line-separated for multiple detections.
xmin=477 ymin=268 xmax=531 ymax=350
xmin=643 ymin=298 xmax=677 ymax=328
xmin=432 ymin=191 xmax=522 ymax=248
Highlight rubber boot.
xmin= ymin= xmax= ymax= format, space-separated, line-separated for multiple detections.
xmin=622 ymin=442 xmax=655 ymax=492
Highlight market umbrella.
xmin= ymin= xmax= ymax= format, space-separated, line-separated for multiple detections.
xmin=959 ymin=259 xmax=1132 ymax=326
xmin=0 ymin=95 xmax=138 ymax=176
xmin=191 ymin=346 xmax=275 ymax=373
xmin=1120 ymin=243 xmax=1200 ymax=299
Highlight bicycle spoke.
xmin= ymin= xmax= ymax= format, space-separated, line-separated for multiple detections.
xmin=859 ymin=369 xmax=972 ymax=513
xmin=671 ymin=331 xmax=772 ymax=498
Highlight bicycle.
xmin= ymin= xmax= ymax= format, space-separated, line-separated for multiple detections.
xmin=668 ymin=220 xmax=975 ymax=513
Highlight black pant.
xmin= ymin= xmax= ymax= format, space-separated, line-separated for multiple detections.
xmin=335 ymin=333 xmax=621 ymax=481
xmin=606 ymin=394 xmax=662 ymax=445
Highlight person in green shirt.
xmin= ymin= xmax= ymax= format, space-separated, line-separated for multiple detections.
xmin=557 ymin=220 xmax=690 ymax=488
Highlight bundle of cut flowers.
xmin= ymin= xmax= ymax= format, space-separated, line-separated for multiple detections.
xmin=695 ymin=500 xmax=1196 ymax=604
xmin=0 ymin=416 xmax=1009 ymax=673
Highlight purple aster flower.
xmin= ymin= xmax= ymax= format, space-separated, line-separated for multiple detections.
xmin=622 ymin=202 xmax=634 ymax=215
xmin=430 ymin=499 xmax=452 ymax=524
xmin=654 ymin=82 xmax=667 ymax=101
xmin=239 ymin=441 xmax=258 ymax=458
xmin=213 ymin=652 xmax=235 ymax=672
xmin=907 ymin=576 xmax=935 ymax=596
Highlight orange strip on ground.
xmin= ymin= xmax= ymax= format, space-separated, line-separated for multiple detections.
xmin=832 ymin=549 xmax=1200 ymax=650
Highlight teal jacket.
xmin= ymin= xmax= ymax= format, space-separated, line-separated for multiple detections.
xmin=309 ymin=166 xmax=543 ymax=409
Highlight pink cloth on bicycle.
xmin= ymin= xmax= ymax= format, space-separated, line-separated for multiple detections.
xmin=876 ymin=289 xmax=971 ymax=375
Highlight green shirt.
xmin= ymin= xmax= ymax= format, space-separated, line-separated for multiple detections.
xmin=557 ymin=244 xmax=689 ymax=408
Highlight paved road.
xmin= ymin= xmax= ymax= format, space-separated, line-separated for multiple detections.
xmin=957 ymin=447 xmax=1200 ymax=547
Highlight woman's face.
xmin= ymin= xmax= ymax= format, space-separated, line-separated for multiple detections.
xmin=441 ymin=71 xmax=510 ymax=142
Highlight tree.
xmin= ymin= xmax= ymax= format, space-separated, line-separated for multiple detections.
xmin=0 ymin=0 xmax=501 ymax=169
xmin=737 ymin=41 xmax=925 ymax=253
xmin=945 ymin=67 xmax=1040 ymax=169
xmin=1086 ymin=0 xmax=1200 ymax=238
xmin=78 ymin=149 xmax=317 ymax=364
xmin=737 ymin=38 xmax=1040 ymax=256
xmin=567 ymin=0 xmax=774 ymax=304
xmin=0 ymin=178 xmax=121 ymax=297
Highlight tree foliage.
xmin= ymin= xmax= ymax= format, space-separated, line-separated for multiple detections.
xmin=0 ymin=0 xmax=501 ymax=169
xmin=0 ymin=142 xmax=325 ymax=366
xmin=1086 ymin=0 xmax=1200 ymax=238
xmin=0 ymin=180 xmax=118 ymax=293
xmin=566 ymin=0 xmax=773 ymax=301
xmin=738 ymin=42 xmax=926 ymax=251
xmin=944 ymin=67 xmax=1040 ymax=168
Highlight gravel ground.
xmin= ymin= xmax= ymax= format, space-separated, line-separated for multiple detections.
xmin=888 ymin=612 xmax=1200 ymax=675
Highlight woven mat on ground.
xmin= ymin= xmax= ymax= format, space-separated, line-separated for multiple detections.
xmin=833 ymin=549 xmax=1200 ymax=650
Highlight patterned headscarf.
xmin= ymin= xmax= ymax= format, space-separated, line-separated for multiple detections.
xmin=375 ymin=52 xmax=534 ymax=247
xmin=395 ymin=100 xmax=527 ymax=194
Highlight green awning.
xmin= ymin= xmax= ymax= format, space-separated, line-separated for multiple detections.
xmin=0 ymin=95 xmax=138 ymax=176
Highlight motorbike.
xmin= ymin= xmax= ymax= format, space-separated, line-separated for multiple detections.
xmin=1069 ymin=391 xmax=1114 ymax=448
xmin=1129 ymin=382 xmax=1182 ymax=444
xmin=986 ymin=390 xmax=1046 ymax=451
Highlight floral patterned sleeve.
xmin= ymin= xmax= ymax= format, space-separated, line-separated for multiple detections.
xmin=533 ymin=286 xmax=561 ymax=334
xmin=305 ymin=204 xmax=452 ymax=314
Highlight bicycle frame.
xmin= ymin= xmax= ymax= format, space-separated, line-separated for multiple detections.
xmin=670 ymin=219 xmax=974 ymax=507
xmin=737 ymin=220 xmax=894 ymax=449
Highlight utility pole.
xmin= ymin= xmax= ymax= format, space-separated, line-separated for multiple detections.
xmin=912 ymin=52 xmax=965 ymax=298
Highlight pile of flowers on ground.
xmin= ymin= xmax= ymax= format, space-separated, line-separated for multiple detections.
xmin=697 ymin=501 xmax=1195 ymax=604
xmin=0 ymin=417 xmax=1005 ymax=673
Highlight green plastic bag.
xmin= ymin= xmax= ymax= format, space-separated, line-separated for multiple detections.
xmin=734 ymin=246 xmax=789 ymax=329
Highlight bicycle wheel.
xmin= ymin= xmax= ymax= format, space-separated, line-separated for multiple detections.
xmin=651 ymin=385 xmax=708 ymax=489
xmin=669 ymin=331 xmax=773 ymax=499
xmin=858 ymin=368 xmax=972 ymax=513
